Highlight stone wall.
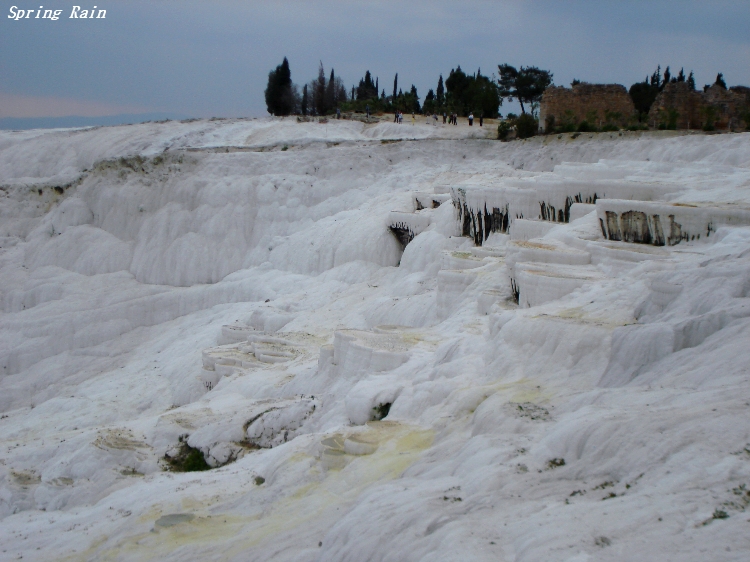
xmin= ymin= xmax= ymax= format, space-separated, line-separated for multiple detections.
xmin=539 ymin=84 xmax=637 ymax=131
xmin=648 ymin=82 xmax=750 ymax=130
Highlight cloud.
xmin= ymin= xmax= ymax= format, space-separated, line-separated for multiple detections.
xmin=0 ymin=92 xmax=150 ymax=118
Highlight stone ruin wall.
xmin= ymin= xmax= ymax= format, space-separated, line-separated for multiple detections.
xmin=539 ymin=84 xmax=637 ymax=130
xmin=648 ymin=82 xmax=750 ymax=130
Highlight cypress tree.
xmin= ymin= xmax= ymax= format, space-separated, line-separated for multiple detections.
xmin=687 ymin=71 xmax=696 ymax=91
xmin=264 ymin=57 xmax=294 ymax=116
xmin=315 ymin=62 xmax=327 ymax=115
xmin=301 ymin=84 xmax=309 ymax=116
xmin=326 ymin=68 xmax=336 ymax=110
xmin=393 ymin=74 xmax=398 ymax=100
xmin=436 ymin=75 xmax=445 ymax=108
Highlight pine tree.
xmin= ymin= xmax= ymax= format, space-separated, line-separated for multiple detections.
xmin=715 ymin=73 xmax=727 ymax=89
xmin=393 ymin=74 xmax=398 ymax=100
xmin=677 ymin=68 xmax=685 ymax=82
xmin=687 ymin=71 xmax=696 ymax=90
xmin=496 ymin=64 xmax=551 ymax=115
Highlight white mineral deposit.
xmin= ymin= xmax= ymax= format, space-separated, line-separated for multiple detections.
xmin=1 ymin=118 xmax=749 ymax=561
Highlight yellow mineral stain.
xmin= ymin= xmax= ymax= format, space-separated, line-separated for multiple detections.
xmin=75 ymin=423 xmax=434 ymax=560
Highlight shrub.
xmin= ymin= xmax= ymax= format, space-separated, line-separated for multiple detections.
xmin=497 ymin=121 xmax=511 ymax=140
xmin=601 ymin=123 xmax=619 ymax=132
xmin=516 ymin=113 xmax=538 ymax=139
xmin=544 ymin=115 xmax=556 ymax=134
xmin=576 ymin=120 xmax=595 ymax=132
xmin=163 ymin=439 xmax=211 ymax=472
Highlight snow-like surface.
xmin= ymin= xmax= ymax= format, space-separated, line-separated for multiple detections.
xmin=1 ymin=119 xmax=750 ymax=561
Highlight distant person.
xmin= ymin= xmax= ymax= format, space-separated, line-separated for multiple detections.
xmin=468 ymin=113 xmax=474 ymax=126
xmin=433 ymin=113 xmax=438 ymax=125
xmin=454 ymin=113 xmax=458 ymax=125
xmin=394 ymin=111 xmax=398 ymax=123
xmin=443 ymin=112 xmax=447 ymax=124
xmin=398 ymin=112 xmax=403 ymax=124
xmin=479 ymin=113 xmax=483 ymax=127
xmin=411 ymin=112 xmax=415 ymax=125
xmin=336 ymin=108 xmax=341 ymax=119
xmin=366 ymin=104 xmax=370 ymax=119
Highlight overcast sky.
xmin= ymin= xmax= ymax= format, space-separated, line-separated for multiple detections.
xmin=1 ymin=0 xmax=749 ymax=118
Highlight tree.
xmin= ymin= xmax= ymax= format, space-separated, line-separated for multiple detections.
xmin=687 ymin=71 xmax=696 ymax=91
xmin=467 ymin=70 xmax=500 ymax=118
xmin=264 ymin=57 xmax=296 ymax=116
xmin=301 ymin=84 xmax=309 ymax=116
xmin=314 ymin=62 xmax=327 ymax=115
xmin=497 ymin=64 xmax=553 ymax=114
xmin=436 ymin=75 xmax=445 ymax=108
xmin=357 ymin=71 xmax=378 ymax=100
xmin=393 ymin=73 xmax=398 ymax=100
xmin=409 ymin=85 xmax=421 ymax=113
xmin=444 ymin=66 xmax=500 ymax=117
xmin=445 ymin=66 xmax=471 ymax=114
xmin=629 ymin=79 xmax=659 ymax=119
xmin=663 ymin=66 xmax=672 ymax=86
xmin=423 ymin=89 xmax=436 ymax=114
xmin=715 ymin=73 xmax=727 ymax=89
xmin=676 ymin=68 xmax=685 ymax=83
xmin=326 ymin=69 xmax=337 ymax=111
xmin=650 ymin=65 xmax=662 ymax=89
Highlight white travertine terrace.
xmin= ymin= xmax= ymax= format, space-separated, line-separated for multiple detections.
xmin=1 ymin=119 xmax=750 ymax=560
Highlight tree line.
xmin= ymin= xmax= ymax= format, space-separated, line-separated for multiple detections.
xmin=265 ymin=57 xmax=741 ymax=136
xmin=264 ymin=57 xmax=552 ymax=119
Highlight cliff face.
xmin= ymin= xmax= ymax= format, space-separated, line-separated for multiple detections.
xmin=648 ymin=82 xmax=750 ymax=130
xmin=539 ymin=84 xmax=637 ymax=131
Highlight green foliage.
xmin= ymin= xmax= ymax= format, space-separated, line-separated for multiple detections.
xmin=264 ymin=57 xmax=297 ymax=116
xmin=164 ymin=441 xmax=211 ymax=472
xmin=702 ymin=105 xmax=717 ymax=131
xmin=601 ymin=123 xmax=619 ymax=132
xmin=423 ymin=89 xmax=436 ymax=114
xmin=666 ymin=108 xmax=679 ymax=130
xmin=715 ymin=73 xmax=727 ymax=89
xmin=497 ymin=64 xmax=553 ymax=114
xmin=301 ymin=84 xmax=309 ymax=116
xmin=356 ymin=70 xmax=378 ymax=101
xmin=629 ymin=80 xmax=659 ymax=120
xmin=497 ymin=121 xmax=511 ymax=140
xmin=372 ymin=402 xmax=391 ymax=420
xmin=516 ymin=113 xmax=538 ymax=138
xmin=544 ymin=115 xmax=555 ymax=134
xmin=444 ymin=67 xmax=499 ymax=117
xmin=687 ymin=71 xmax=696 ymax=90
xmin=576 ymin=120 xmax=594 ymax=132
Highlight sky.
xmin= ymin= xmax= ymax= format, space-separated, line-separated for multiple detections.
xmin=1 ymin=0 xmax=749 ymax=119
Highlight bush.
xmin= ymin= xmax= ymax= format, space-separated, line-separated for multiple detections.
xmin=576 ymin=120 xmax=595 ymax=132
xmin=601 ymin=123 xmax=619 ymax=132
xmin=516 ymin=113 xmax=538 ymax=139
xmin=544 ymin=115 xmax=556 ymax=134
xmin=497 ymin=121 xmax=511 ymax=140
